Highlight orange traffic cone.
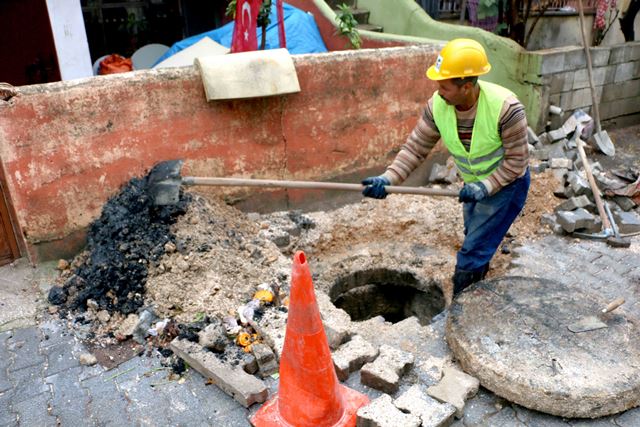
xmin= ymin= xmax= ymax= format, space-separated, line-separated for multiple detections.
xmin=251 ymin=251 xmax=369 ymax=427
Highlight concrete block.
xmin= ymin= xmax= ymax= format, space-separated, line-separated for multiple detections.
xmin=251 ymin=343 xmax=278 ymax=378
xmin=609 ymin=44 xmax=631 ymax=64
xmin=541 ymin=213 xmax=565 ymax=235
xmin=547 ymin=140 xmax=567 ymax=158
xmin=427 ymin=365 xmax=479 ymax=419
xmin=556 ymin=208 xmax=596 ymax=233
xmin=527 ymin=126 xmax=540 ymax=145
xmin=563 ymin=48 xmax=587 ymax=70
xmin=549 ymin=158 xmax=573 ymax=169
xmin=630 ymin=43 xmax=640 ymax=61
xmin=394 ymin=385 xmax=456 ymax=427
xmin=613 ymin=211 xmax=640 ymax=234
xmin=356 ymin=394 xmax=421 ymax=427
xmin=248 ymin=307 xmax=287 ymax=358
xmin=552 ymin=168 xmax=570 ymax=184
xmin=573 ymin=67 xmax=607 ymax=89
xmin=360 ymin=344 xmax=414 ymax=394
xmin=531 ymin=162 xmax=549 ymax=174
xmin=567 ymin=172 xmax=591 ymax=196
xmin=539 ymin=50 xmax=566 ymax=75
xmin=547 ymin=128 xmax=567 ymax=142
xmin=332 ymin=335 xmax=378 ymax=381
xmin=532 ymin=148 xmax=550 ymax=161
xmin=555 ymin=195 xmax=593 ymax=212
xmin=613 ymin=196 xmax=636 ymax=212
xmin=614 ymin=63 xmax=635 ymax=83
xmin=198 ymin=323 xmax=227 ymax=353
xmin=590 ymin=47 xmax=611 ymax=67
xmin=316 ymin=291 xmax=352 ymax=350
xmin=170 ymin=338 xmax=267 ymax=408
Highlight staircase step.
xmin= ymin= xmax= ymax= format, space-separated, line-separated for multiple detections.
xmin=356 ymin=23 xmax=383 ymax=32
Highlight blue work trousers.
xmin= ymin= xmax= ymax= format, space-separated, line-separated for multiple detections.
xmin=457 ymin=169 xmax=530 ymax=272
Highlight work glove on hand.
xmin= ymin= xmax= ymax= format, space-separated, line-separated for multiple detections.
xmin=458 ymin=182 xmax=488 ymax=203
xmin=361 ymin=176 xmax=391 ymax=199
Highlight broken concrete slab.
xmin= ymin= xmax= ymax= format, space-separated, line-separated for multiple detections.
xmin=394 ymin=384 xmax=456 ymax=427
xmin=332 ymin=335 xmax=378 ymax=381
xmin=360 ymin=344 xmax=414 ymax=394
xmin=170 ymin=338 xmax=267 ymax=408
xmin=316 ymin=291 xmax=352 ymax=350
xmin=251 ymin=343 xmax=278 ymax=378
xmin=198 ymin=323 xmax=227 ymax=353
xmin=427 ymin=365 xmax=479 ymax=419
xmin=248 ymin=307 xmax=287 ymax=359
xmin=552 ymin=168 xmax=570 ymax=184
xmin=556 ymin=208 xmax=596 ymax=233
xmin=554 ymin=195 xmax=593 ymax=212
xmin=540 ymin=213 xmax=565 ymax=235
xmin=356 ymin=394 xmax=420 ymax=427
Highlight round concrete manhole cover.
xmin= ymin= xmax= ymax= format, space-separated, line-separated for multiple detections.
xmin=446 ymin=276 xmax=640 ymax=418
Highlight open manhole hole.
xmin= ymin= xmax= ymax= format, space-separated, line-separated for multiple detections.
xmin=329 ymin=268 xmax=444 ymax=325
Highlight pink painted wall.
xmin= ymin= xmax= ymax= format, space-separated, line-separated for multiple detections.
xmin=0 ymin=47 xmax=441 ymax=261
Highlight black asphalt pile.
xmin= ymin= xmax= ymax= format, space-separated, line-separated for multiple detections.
xmin=49 ymin=171 xmax=191 ymax=315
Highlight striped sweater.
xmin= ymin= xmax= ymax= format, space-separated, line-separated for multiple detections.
xmin=382 ymin=93 xmax=529 ymax=195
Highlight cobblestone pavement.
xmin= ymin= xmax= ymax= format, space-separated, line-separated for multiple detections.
xmin=1 ymin=237 xmax=640 ymax=426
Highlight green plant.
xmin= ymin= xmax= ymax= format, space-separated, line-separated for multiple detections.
xmin=335 ymin=4 xmax=362 ymax=49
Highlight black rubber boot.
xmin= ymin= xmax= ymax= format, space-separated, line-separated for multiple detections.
xmin=452 ymin=268 xmax=485 ymax=296
xmin=480 ymin=263 xmax=490 ymax=280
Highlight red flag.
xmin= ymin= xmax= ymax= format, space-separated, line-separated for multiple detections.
xmin=231 ymin=0 xmax=261 ymax=53
xmin=276 ymin=0 xmax=286 ymax=48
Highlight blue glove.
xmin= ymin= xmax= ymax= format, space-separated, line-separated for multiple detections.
xmin=361 ymin=176 xmax=390 ymax=199
xmin=458 ymin=182 xmax=488 ymax=203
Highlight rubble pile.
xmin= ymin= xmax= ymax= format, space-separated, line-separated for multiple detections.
xmin=49 ymin=176 xmax=191 ymax=315
xmin=528 ymin=111 xmax=640 ymax=237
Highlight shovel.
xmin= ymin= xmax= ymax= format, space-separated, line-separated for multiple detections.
xmin=567 ymin=297 xmax=625 ymax=333
xmin=147 ymin=160 xmax=459 ymax=206
xmin=577 ymin=0 xmax=615 ymax=156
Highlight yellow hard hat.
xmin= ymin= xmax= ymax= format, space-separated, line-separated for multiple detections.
xmin=426 ymin=38 xmax=491 ymax=80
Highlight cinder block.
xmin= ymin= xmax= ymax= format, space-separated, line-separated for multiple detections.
xmin=609 ymin=44 xmax=631 ymax=64
xmin=590 ymin=47 xmax=611 ymax=67
xmin=360 ymin=345 xmax=414 ymax=394
xmin=556 ymin=208 xmax=596 ymax=233
xmin=394 ymin=385 xmax=456 ymax=427
xmin=532 ymin=148 xmax=550 ymax=161
xmin=548 ymin=128 xmax=567 ymax=142
xmin=613 ymin=211 xmax=640 ymax=234
xmin=332 ymin=335 xmax=378 ymax=381
xmin=555 ymin=195 xmax=593 ymax=212
xmin=614 ymin=63 xmax=635 ymax=83
xmin=630 ymin=43 xmax=640 ymax=61
xmin=562 ymin=47 xmax=587 ymax=70
xmin=573 ymin=67 xmax=607 ymax=89
xmin=316 ymin=291 xmax=352 ymax=350
xmin=356 ymin=394 xmax=421 ymax=427
xmin=567 ymin=172 xmax=591 ymax=196
xmin=549 ymin=158 xmax=573 ymax=169
xmin=613 ymin=196 xmax=636 ymax=212
xmin=539 ymin=50 xmax=567 ymax=75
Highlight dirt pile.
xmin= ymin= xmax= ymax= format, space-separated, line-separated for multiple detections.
xmin=50 ymin=174 xmax=190 ymax=315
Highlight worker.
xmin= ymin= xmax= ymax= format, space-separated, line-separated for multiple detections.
xmin=362 ymin=38 xmax=530 ymax=297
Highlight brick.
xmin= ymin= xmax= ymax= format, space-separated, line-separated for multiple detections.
xmin=332 ymin=335 xmax=378 ymax=381
xmin=567 ymin=172 xmax=591 ymax=196
xmin=547 ymin=128 xmax=567 ymax=142
xmin=556 ymin=208 xmax=596 ymax=233
xmin=170 ymin=338 xmax=267 ymax=408
xmin=356 ymin=394 xmax=420 ymax=427
xmin=427 ymin=365 xmax=479 ymax=419
xmin=7 ymin=327 xmax=45 ymax=372
xmin=615 ymin=63 xmax=636 ymax=83
xmin=613 ymin=196 xmax=636 ymax=212
xmin=360 ymin=345 xmax=414 ymax=394
xmin=532 ymin=148 xmax=550 ymax=161
xmin=613 ymin=211 xmax=640 ymax=234
xmin=394 ymin=385 xmax=456 ymax=427
xmin=549 ymin=158 xmax=573 ymax=169
xmin=554 ymin=195 xmax=593 ymax=212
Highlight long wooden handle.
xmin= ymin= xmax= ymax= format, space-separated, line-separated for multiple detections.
xmin=183 ymin=176 xmax=459 ymax=197
xmin=575 ymin=137 xmax=612 ymax=231
xmin=602 ymin=297 xmax=625 ymax=313
xmin=577 ymin=0 xmax=602 ymax=133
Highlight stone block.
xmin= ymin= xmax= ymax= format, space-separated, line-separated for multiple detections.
xmin=613 ymin=196 xmax=636 ymax=212
xmin=332 ymin=335 xmax=378 ymax=381
xmin=547 ymin=140 xmax=567 ymax=158
xmin=549 ymin=158 xmax=573 ymax=169
xmin=547 ymin=128 xmax=567 ymax=142
xmin=613 ymin=211 xmax=640 ymax=234
xmin=315 ymin=291 xmax=352 ymax=350
xmin=427 ymin=365 xmax=479 ymax=419
xmin=170 ymin=338 xmax=267 ymax=408
xmin=198 ymin=323 xmax=227 ymax=353
xmin=556 ymin=208 xmax=596 ymax=233
xmin=567 ymin=172 xmax=591 ymax=196
xmin=614 ymin=63 xmax=635 ymax=83
xmin=532 ymin=148 xmax=550 ymax=161
xmin=248 ymin=307 xmax=287 ymax=358
xmin=554 ymin=195 xmax=593 ymax=212
xmin=356 ymin=394 xmax=421 ymax=427
xmin=530 ymin=162 xmax=549 ymax=174
xmin=540 ymin=213 xmax=565 ymax=235
xmin=360 ymin=344 xmax=414 ymax=394
xmin=251 ymin=343 xmax=278 ymax=378
xmin=527 ymin=127 xmax=540 ymax=145
xmin=552 ymin=168 xmax=570 ymax=184
xmin=394 ymin=385 xmax=456 ymax=427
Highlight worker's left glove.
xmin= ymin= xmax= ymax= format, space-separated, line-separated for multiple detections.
xmin=458 ymin=182 xmax=488 ymax=203
xmin=362 ymin=176 xmax=391 ymax=199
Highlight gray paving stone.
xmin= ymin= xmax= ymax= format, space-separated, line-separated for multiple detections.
xmin=12 ymin=392 xmax=55 ymax=427
xmin=7 ymin=364 xmax=49 ymax=404
xmin=512 ymin=404 xmax=570 ymax=426
xmin=47 ymin=366 xmax=90 ymax=426
xmin=39 ymin=320 xmax=76 ymax=349
xmin=615 ymin=406 xmax=640 ymax=426
xmin=483 ymin=406 xmax=525 ymax=426
xmin=460 ymin=388 xmax=500 ymax=426
xmin=7 ymin=327 xmax=45 ymax=372
xmin=186 ymin=371 xmax=244 ymax=423
xmin=42 ymin=341 xmax=80 ymax=376
xmin=82 ymin=373 xmax=132 ymax=427
xmin=0 ymin=366 xmax=11 ymax=394
xmin=0 ymin=391 xmax=17 ymax=426
xmin=213 ymin=406 xmax=252 ymax=427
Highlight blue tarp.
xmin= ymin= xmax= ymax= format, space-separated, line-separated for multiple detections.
xmin=155 ymin=3 xmax=327 ymax=65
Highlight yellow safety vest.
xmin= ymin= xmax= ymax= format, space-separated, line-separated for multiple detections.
xmin=433 ymin=80 xmax=514 ymax=183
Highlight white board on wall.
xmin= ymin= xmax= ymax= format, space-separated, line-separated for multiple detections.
xmin=46 ymin=0 xmax=93 ymax=80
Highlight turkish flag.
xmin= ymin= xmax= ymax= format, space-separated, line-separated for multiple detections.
xmin=231 ymin=0 xmax=261 ymax=53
